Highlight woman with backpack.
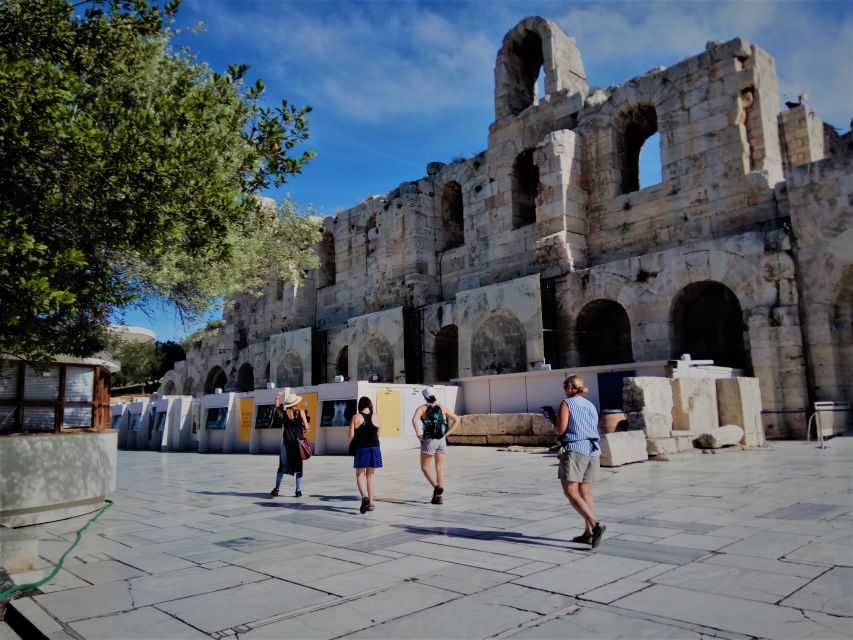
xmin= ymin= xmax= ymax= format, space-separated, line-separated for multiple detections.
xmin=269 ymin=391 xmax=309 ymax=498
xmin=412 ymin=387 xmax=460 ymax=504
xmin=348 ymin=396 xmax=383 ymax=514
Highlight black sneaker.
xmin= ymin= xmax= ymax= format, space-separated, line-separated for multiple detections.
xmin=269 ymin=488 xmax=279 ymax=497
xmin=294 ymin=491 xmax=302 ymax=498
xmin=360 ymin=497 xmax=370 ymax=514
xmin=572 ymin=532 xmax=592 ymax=545
xmin=431 ymin=494 xmax=443 ymax=505
xmin=591 ymin=522 xmax=606 ymax=549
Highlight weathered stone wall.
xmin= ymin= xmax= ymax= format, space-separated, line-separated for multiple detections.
xmin=160 ymin=17 xmax=851 ymax=444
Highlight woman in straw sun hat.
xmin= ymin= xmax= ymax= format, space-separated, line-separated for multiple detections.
xmin=269 ymin=390 xmax=309 ymax=498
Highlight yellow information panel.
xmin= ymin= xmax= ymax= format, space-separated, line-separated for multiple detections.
xmin=298 ymin=393 xmax=319 ymax=441
xmin=376 ymin=389 xmax=401 ymax=437
xmin=237 ymin=398 xmax=254 ymax=443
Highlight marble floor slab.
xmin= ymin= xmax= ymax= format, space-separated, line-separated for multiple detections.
xmin=6 ymin=438 xmax=852 ymax=639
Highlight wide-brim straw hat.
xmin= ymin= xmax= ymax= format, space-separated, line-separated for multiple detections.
xmin=282 ymin=392 xmax=302 ymax=408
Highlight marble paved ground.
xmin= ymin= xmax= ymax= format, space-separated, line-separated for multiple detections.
xmin=9 ymin=437 xmax=853 ymax=639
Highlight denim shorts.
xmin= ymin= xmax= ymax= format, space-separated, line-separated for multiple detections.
xmin=353 ymin=446 xmax=383 ymax=469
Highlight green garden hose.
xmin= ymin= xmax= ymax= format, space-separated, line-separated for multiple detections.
xmin=0 ymin=499 xmax=114 ymax=602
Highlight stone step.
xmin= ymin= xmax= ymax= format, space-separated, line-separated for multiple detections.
xmin=0 ymin=620 xmax=24 ymax=640
xmin=5 ymin=597 xmax=76 ymax=640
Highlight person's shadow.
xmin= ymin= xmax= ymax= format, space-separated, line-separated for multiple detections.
xmin=392 ymin=524 xmax=589 ymax=549
xmin=192 ymin=490 xmax=272 ymax=499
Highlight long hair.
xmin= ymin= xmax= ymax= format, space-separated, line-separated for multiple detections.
xmin=358 ymin=396 xmax=373 ymax=412
xmin=563 ymin=374 xmax=589 ymax=395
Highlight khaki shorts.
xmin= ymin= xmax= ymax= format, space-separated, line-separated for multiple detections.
xmin=421 ymin=436 xmax=447 ymax=455
xmin=558 ymin=451 xmax=599 ymax=483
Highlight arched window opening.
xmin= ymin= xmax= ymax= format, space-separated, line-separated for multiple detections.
xmin=434 ymin=324 xmax=459 ymax=381
xmin=204 ymin=366 xmax=227 ymax=394
xmin=275 ymin=351 xmax=304 ymax=388
xmin=318 ymin=232 xmax=336 ymax=287
xmin=441 ymin=182 xmax=464 ymax=249
xmin=237 ymin=363 xmax=254 ymax=392
xmin=357 ymin=335 xmax=394 ymax=382
xmin=535 ymin=65 xmax=546 ymax=106
xmin=336 ymin=346 xmax=349 ymax=381
xmin=508 ymin=30 xmax=544 ymax=115
xmin=161 ymin=380 xmax=176 ymax=395
xmin=638 ymin=132 xmax=662 ymax=190
xmin=182 ymin=377 xmax=195 ymax=396
xmin=576 ymin=300 xmax=634 ymax=366
xmin=263 ymin=361 xmax=271 ymax=384
xmin=620 ymin=105 xmax=658 ymax=194
xmin=472 ymin=314 xmax=526 ymax=376
xmin=673 ymin=281 xmax=748 ymax=369
xmin=512 ymin=149 xmax=538 ymax=228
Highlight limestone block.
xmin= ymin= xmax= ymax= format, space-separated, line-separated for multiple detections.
xmin=675 ymin=436 xmax=695 ymax=451
xmin=694 ymin=425 xmax=745 ymax=449
xmin=671 ymin=378 xmax=720 ymax=434
xmin=717 ymin=377 xmax=765 ymax=446
xmin=600 ymin=431 xmax=648 ymax=467
xmin=646 ymin=437 xmax=678 ymax=456
xmin=628 ymin=412 xmax=672 ymax=438
xmin=532 ymin=414 xmax=556 ymax=436
xmin=458 ymin=413 xmax=531 ymax=436
xmin=623 ymin=377 xmax=674 ymax=414
xmin=451 ymin=435 xmax=488 ymax=445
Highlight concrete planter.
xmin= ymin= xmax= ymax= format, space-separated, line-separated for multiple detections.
xmin=0 ymin=432 xmax=116 ymax=527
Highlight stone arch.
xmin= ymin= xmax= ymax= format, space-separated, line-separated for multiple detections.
xmin=275 ymin=351 xmax=304 ymax=388
xmin=441 ymin=181 xmax=464 ymax=248
xmin=672 ymin=281 xmax=748 ymax=369
xmin=318 ymin=232 xmax=336 ymax=287
xmin=833 ymin=266 xmax=853 ymax=402
xmin=237 ymin=362 xmax=255 ymax=392
xmin=182 ymin=377 xmax=195 ymax=396
xmin=434 ymin=324 xmax=459 ymax=381
xmin=161 ymin=380 xmax=176 ymax=395
xmin=618 ymin=105 xmax=659 ymax=194
xmin=512 ymin=149 xmax=539 ymax=228
xmin=263 ymin=361 xmax=271 ymax=384
xmin=204 ymin=366 xmax=227 ymax=394
xmin=336 ymin=346 xmax=349 ymax=380
xmin=494 ymin=17 xmax=587 ymax=119
xmin=357 ymin=335 xmax=394 ymax=382
xmin=576 ymin=300 xmax=634 ymax=366
xmin=472 ymin=313 xmax=527 ymax=376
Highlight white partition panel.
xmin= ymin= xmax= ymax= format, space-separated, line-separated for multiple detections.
xmin=198 ymin=393 xmax=237 ymax=453
xmin=163 ymin=396 xmax=194 ymax=451
xmin=249 ymin=388 xmax=286 ymax=455
xmin=123 ymin=399 xmax=151 ymax=450
xmin=110 ymin=404 xmax=127 ymax=447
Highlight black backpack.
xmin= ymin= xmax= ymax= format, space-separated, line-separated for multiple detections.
xmin=422 ymin=404 xmax=448 ymax=439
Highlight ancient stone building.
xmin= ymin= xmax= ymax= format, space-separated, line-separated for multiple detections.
xmin=161 ymin=17 xmax=852 ymax=438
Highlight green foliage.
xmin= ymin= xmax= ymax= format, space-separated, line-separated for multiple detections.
xmin=180 ymin=318 xmax=224 ymax=350
xmin=0 ymin=0 xmax=318 ymax=360
xmin=109 ymin=339 xmax=186 ymax=387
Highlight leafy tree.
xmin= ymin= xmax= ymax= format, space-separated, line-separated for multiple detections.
xmin=109 ymin=339 xmax=186 ymax=387
xmin=0 ymin=0 xmax=319 ymax=361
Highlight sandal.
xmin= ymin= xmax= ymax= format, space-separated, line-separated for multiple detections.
xmin=360 ymin=497 xmax=370 ymax=514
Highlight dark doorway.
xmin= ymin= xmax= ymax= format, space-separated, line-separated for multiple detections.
xmin=672 ymin=281 xmax=747 ymax=369
xmin=512 ymin=149 xmax=538 ymax=228
xmin=576 ymin=300 xmax=633 ymax=366
xmin=237 ymin=363 xmax=254 ymax=392
xmin=434 ymin=325 xmax=459 ymax=381
xmin=204 ymin=367 xmax=227 ymax=394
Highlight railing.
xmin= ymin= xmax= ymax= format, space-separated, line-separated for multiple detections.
xmin=806 ymin=402 xmax=851 ymax=449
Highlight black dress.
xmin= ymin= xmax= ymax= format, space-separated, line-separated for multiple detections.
xmin=274 ymin=409 xmax=305 ymax=476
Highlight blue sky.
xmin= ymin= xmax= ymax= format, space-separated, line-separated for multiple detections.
xmin=118 ymin=0 xmax=853 ymax=342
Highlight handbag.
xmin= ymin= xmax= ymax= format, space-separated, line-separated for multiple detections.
xmin=297 ymin=438 xmax=313 ymax=460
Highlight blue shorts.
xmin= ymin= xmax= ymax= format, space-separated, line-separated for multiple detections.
xmin=353 ymin=446 xmax=383 ymax=469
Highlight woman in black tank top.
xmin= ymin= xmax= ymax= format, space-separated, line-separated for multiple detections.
xmin=348 ymin=396 xmax=383 ymax=514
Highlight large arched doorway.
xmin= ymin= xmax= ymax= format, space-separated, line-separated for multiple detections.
xmin=336 ymin=346 xmax=349 ymax=381
xmin=576 ymin=300 xmax=633 ymax=366
xmin=672 ymin=281 xmax=748 ymax=369
xmin=276 ymin=351 xmax=304 ymax=388
xmin=182 ymin=377 xmax=195 ymax=396
xmin=434 ymin=324 xmax=459 ymax=381
xmin=357 ymin=335 xmax=394 ymax=382
xmin=204 ymin=366 xmax=227 ymax=394
xmin=237 ymin=363 xmax=254 ymax=392
xmin=472 ymin=314 xmax=526 ymax=376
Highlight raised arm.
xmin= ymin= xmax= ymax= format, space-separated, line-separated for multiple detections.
xmin=412 ymin=405 xmax=424 ymax=439
xmin=443 ymin=407 xmax=461 ymax=436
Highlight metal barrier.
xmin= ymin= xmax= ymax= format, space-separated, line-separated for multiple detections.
xmin=806 ymin=402 xmax=851 ymax=449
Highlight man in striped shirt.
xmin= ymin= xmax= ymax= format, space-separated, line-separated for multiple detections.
xmin=555 ymin=374 xmax=605 ymax=548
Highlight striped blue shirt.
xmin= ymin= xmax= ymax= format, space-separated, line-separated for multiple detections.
xmin=562 ymin=396 xmax=600 ymax=457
